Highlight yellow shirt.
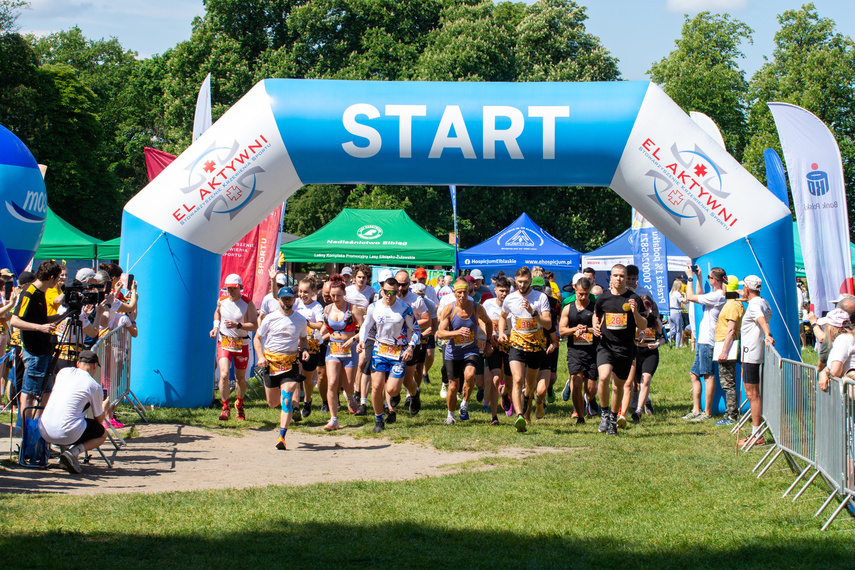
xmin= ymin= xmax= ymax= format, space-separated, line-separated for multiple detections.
xmin=714 ymin=299 xmax=744 ymax=342
xmin=45 ymin=285 xmax=62 ymax=317
xmin=548 ymin=281 xmax=560 ymax=300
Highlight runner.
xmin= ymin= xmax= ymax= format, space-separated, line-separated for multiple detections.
xmin=592 ymin=264 xmax=647 ymax=436
xmin=412 ymin=269 xmax=438 ymax=383
xmin=395 ymin=270 xmax=428 ymax=415
xmin=253 ymin=286 xmax=309 ymax=450
xmin=411 ymin=282 xmax=437 ymax=391
xmin=436 ymin=278 xmax=493 ymax=425
xmin=347 ymin=264 xmax=375 ymax=416
xmin=358 ymin=277 xmax=421 ymax=433
xmin=295 ymin=277 xmax=326 ymax=419
xmin=210 ymin=274 xmax=258 ymax=421
xmin=558 ymin=276 xmax=598 ymax=424
xmin=532 ymin=276 xmax=560 ymax=417
xmin=497 ymin=266 xmax=552 ymax=433
xmin=483 ymin=276 xmax=512 ymax=425
xmin=321 ymin=276 xmax=364 ymax=431
xmin=316 ymin=279 xmax=333 ymax=413
xmin=622 ymin=295 xmax=664 ymax=422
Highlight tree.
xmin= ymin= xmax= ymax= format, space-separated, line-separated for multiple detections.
xmin=743 ymin=3 xmax=855 ymax=233
xmin=648 ymin=12 xmax=753 ymax=158
xmin=0 ymin=0 xmax=26 ymax=34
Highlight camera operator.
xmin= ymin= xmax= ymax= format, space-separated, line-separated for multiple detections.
xmin=10 ymin=261 xmax=69 ymax=412
xmin=53 ymin=271 xmax=105 ymax=371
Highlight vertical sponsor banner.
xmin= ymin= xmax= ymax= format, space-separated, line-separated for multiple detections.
xmin=768 ymin=102 xmax=853 ymax=315
xmin=630 ymin=210 xmax=669 ymax=316
xmin=220 ymin=203 xmax=284 ymax=307
xmin=450 ymin=185 xmax=459 ymax=274
xmin=193 ymin=73 xmax=213 ymax=143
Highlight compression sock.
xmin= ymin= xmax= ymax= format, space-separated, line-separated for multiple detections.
xmin=375 ymin=414 xmax=384 ymax=423
xmin=279 ymin=427 xmax=287 ymax=438
xmin=354 ymin=391 xmax=361 ymax=400
xmin=235 ymin=397 xmax=243 ymax=407
xmin=222 ymin=398 xmax=230 ymax=409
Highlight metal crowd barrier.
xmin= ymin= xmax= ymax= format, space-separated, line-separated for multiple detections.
xmin=91 ymin=326 xmax=148 ymax=444
xmin=749 ymin=345 xmax=854 ymax=530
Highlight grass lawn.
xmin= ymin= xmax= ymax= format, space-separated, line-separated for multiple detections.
xmin=1 ymin=345 xmax=852 ymax=569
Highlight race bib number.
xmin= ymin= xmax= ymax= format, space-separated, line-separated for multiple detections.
xmin=638 ymin=328 xmax=656 ymax=342
xmin=478 ymin=339 xmax=487 ymax=352
xmin=516 ymin=316 xmax=537 ymax=332
xmin=221 ymin=336 xmax=243 ymax=352
xmin=329 ymin=340 xmax=351 ymax=358
xmin=573 ymin=331 xmax=593 ymax=345
xmin=456 ymin=330 xmax=474 ymax=346
xmin=605 ymin=313 xmax=627 ymax=330
xmin=266 ymin=351 xmax=298 ymax=374
xmin=376 ymin=342 xmax=404 ymax=360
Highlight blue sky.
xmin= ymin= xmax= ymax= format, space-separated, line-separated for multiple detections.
xmin=15 ymin=0 xmax=855 ymax=81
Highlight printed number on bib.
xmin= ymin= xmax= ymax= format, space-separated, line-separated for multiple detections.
xmin=329 ymin=341 xmax=351 ymax=358
xmin=266 ymin=352 xmax=298 ymax=374
xmin=377 ymin=342 xmax=404 ymax=360
xmin=638 ymin=328 xmax=656 ymax=342
xmin=573 ymin=332 xmax=594 ymax=345
xmin=517 ymin=316 xmax=537 ymax=332
xmin=605 ymin=313 xmax=627 ymax=330
xmin=221 ymin=336 xmax=243 ymax=351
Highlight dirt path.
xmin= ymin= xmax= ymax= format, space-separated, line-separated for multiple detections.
xmin=0 ymin=424 xmax=561 ymax=496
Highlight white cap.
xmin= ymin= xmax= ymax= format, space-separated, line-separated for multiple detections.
xmin=411 ymin=282 xmax=427 ymax=294
xmin=75 ymin=268 xmax=96 ymax=282
xmin=571 ymin=272 xmax=585 ymax=286
xmin=742 ymin=275 xmax=761 ymax=292
xmin=342 ymin=266 xmax=353 ymax=275
xmin=275 ymin=273 xmax=287 ymax=286
xmin=470 ymin=269 xmax=484 ymax=280
xmin=378 ymin=269 xmax=393 ymax=282
xmin=224 ymin=273 xmax=242 ymax=288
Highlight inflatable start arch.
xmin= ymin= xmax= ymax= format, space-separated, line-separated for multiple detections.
xmin=121 ymin=80 xmax=797 ymax=407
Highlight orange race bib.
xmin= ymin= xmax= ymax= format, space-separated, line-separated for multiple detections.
xmin=456 ymin=330 xmax=474 ymax=346
xmin=573 ymin=331 xmax=594 ymax=346
xmin=265 ymin=351 xmax=298 ymax=374
xmin=637 ymin=328 xmax=656 ymax=342
xmin=376 ymin=342 xmax=404 ymax=360
xmin=605 ymin=313 xmax=627 ymax=331
xmin=478 ymin=339 xmax=487 ymax=352
xmin=221 ymin=335 xmax=243 ymax=352
xmin=329 ymin=340 xmax=351 ymax=358
xmin=516 ymin=316 xmax=537 ymax=332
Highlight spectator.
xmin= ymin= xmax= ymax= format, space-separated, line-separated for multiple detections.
xmin=819 ymin=309 xmax=855 ymax=392
xmin=737 ymin=275 xmax=773 ymax=447
xmin=669 ymin=279 xmax=686 ymax=347
xmin=469 ymin=269 xmax=493 ymax=303
xmin=38 ymin=350 xmax=107 ymax=474
xmin=712 ymin=276 xmax=744 ymax=426
xmin=10 ymin=260 xmax=67 ymax=413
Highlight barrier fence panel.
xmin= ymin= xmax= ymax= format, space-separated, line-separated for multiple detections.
xmin=840 ymin=379 xmax=855 ymax=508
xmin=92 ymin=326 xmax=147 ymax=426
xmin=780 ymin=356 xmax=817 ymax=466
xmin=815 ymin=374 xmax=844 ymax=494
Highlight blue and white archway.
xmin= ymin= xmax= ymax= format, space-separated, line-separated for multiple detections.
xmin=121 ymin=79 xmax=797 ymax=407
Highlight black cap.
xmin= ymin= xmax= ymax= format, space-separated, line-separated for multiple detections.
xmin=78 ymin=350 xmax=100 ymax=365
xmin=17 ymin=271 xmax=35 ymax=286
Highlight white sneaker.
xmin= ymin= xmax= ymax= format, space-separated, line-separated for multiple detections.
xmin=60 ymin=450 xmax=82 ymax=474
xmin=440 ymin=384 xmax=448 ymax=398
xmin=445 ymin=415 xmax=456 ymax=425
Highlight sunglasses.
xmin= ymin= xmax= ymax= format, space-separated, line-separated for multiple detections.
xmin=382 ymin=289 xmax=397 ymax=296
xmin=532 ymin=286 xmax=543 ymax=291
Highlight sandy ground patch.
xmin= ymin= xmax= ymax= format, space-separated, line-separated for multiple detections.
xmin=0 ymin=423 xmax=563 ymax=496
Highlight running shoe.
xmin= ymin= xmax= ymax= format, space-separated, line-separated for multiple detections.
xmin=523 ymin=397 xmax=533 ymax=424
xmin=616 ymin=414 xmax=627 ymax=429
xmin=301 ymin=400 xmax=311 ymax=418
xmin=514 ymin=414 xmax=527 ymax=433
xmin=598 ymin=410 xmax=609 ymax=433
xmin=562 ymin=380 xmax=571 ymax=402
xmin=108 ymin=417 xmax=125 ymax=429
xmin=219 ymin=406 xmax=230 ymax=421
xmin=489 ymin=417 xmax=500 ymax=426
xmin=321 ymin=402 xmax=330 ymax=414
xmin=445 ymin=415 xmax=456 ymax=426
xmin=715 ymin=416 xmax=736 ymax=427
xmin=644 ymin=398 xmax=655 ymax=415
xmin=386 ymin=410 xmax=397 ymax=424
xmin=404 ymin=395 xmax=412 ymax=410
xmin=501 ymin=392 xmax=513 ymax=415
xmin=422 ymin=373 xmax=431 ymax=385
xmin=588 ymin=398 xmax=601 ymax=417
xmin=373 ymin=420 xmax=385 ymax=433
xmin=355 ymin=403 xmax=368 ymax=416
xmin=390 ymin=394 xmax=401 ymax=409
xmin=291 ymin=411 xmax=302 ymax=423
xmin=410 ymin=390 xmax=422 ymax=416
xmin=571 ymin=411 xmax=578 ymax=419
xmin=681 ymin=410 xmax=701 ymax=421
xmin=690 ymin=412 xmax=711 ymax=422
xmin=60 ymin=450 xmax=82 ymax=474
xmin=606 ymin=415 xmax=618 ymax=436
xmin=547 ymin=385 xmax=555 ymax=404
xmin=630 ymin=410 xmax=641 ymax=423
xmin=236 ymin=400 xmax=246 ymax=421
xmin=323 ymin=419 xmax=341 ymax=431
xmin=440 ymin=383 xmax=448 ymax=398
xmin=476 ymin=387 xmax=484 ymax=403
xmin=536 ymin=400 xmax=545 ymax=420
xmin=348 ymin=397 xmax=358 ymax=415
xmin=459 ymin=402 xmax=470 ymax=421
xmin=275 ymin=436 xmax=287 ymax=451
xmin=575 ymin=416 xmax=585 ymax=425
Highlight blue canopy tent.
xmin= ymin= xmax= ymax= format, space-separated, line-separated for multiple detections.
xmin=581 ymin=227 xmax=691 ymax=290
xmin=457 ymin=213 xmax=581 ymax=288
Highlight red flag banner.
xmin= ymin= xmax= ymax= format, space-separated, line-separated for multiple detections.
xmin=143 ymin=147 xmax=177 ymax=182
xmin=220 ymin=204 xmax=283 ymax=307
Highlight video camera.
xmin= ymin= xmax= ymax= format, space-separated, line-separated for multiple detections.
xmin=61 ymin=280 xmax=106 ymax=311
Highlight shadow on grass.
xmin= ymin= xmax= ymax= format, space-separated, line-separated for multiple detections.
xmin=2 ymin=520 xmax=850 ymax=569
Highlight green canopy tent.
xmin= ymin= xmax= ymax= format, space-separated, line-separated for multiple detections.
xmin=281 ymin=208 xmax=455 ymax=265
xmin=34 ymin=207 xmax=103 ymax=260
xmin=793 ymin=222 xmax=855 ymax=278
xmin=98 ymin=237 xmax=121 ymax=260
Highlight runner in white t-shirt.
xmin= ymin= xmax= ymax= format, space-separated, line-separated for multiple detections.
xmin=395 ymin=270 xmax=429 ymax=413
xmin=254 ymin=286 xmax=308 ymax=451
xmin=38 ymin=351 xmax=106 ymax=474
xmin=346 ymin=264 xmax=375 ymax=415
xmin=682 ymin=264 xmax=725 ymax=421
xmin=482 ymin=276 xmax=513 ymax=424
xmin=210 ymin=274 xmax=258 ymax=422
xmin=295 ymin=278 xmax=326 ymax=419
xmin=498 ymin=267 xmax=552 ymax=433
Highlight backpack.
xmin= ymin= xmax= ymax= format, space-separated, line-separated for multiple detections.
xmin=19 ymin=408 xmax=50 ymax=468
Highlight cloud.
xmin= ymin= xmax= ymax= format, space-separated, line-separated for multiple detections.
xmin=665 ymin=0 xmax=749 ymax=12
